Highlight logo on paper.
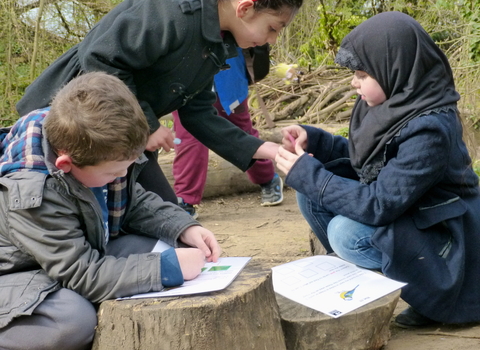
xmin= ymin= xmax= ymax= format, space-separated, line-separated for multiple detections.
xmin=340 ymin=285 xmax=359 ymax=301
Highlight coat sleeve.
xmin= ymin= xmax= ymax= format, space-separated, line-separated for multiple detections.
xmin=287 ymin=115 xmax=453 ymax=226
xmin=303 ymin=125 xmax=350 ymax=162
xmin=121 ymin=182 xmax=201 ymax=245
xmin=177 ymin=88 xmax=264 ymax=171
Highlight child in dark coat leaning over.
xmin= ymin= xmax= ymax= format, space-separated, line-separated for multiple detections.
xmin=16 ymin=0 xmax=304 ymax=205
xmin=0 ymin=72 xmax=221 ymax=350
xmin=276 ymin=12 xmax=480 ymax=328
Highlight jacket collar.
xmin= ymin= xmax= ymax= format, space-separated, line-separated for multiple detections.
xmin=178 ymin=0 xmax=228 ymax=44
xmin=200 ymin=0 xmax=223 ymax=43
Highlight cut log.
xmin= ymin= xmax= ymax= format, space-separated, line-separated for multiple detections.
xmin=309 ymin=229 xmax=327 ymax=256
xmin=158 ymin=150 xmax=266 ymax=198
xmin=300 ymin=230 xmax=400 ymax=350
xmin=276 ymin=290 xmax=401 ymax=350
xmin=92 ymin=261 xmax=287 ymax=350
xmin=158 ymin=127 xmax=284 ymax=198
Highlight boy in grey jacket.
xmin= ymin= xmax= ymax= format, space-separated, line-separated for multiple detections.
xmin=0 ymin=72 xmax=221 ymax=350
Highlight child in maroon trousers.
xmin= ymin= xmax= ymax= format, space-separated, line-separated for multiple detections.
xmin=173 ymin=98 xmax=282 ymax=218
xmin=172 ymin=46 xmax=283 ymax=218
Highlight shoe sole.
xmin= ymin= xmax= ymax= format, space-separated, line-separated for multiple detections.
xmin=261 ymin=177 xmax=284 ymax=207
xmin=260 ymin=197 xmax=284 ymax=207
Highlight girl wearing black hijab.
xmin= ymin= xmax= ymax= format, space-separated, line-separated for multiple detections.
xmin=276 ymin=12 xmax=480 ymax=327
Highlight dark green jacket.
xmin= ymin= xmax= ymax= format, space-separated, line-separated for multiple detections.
xmin=17 ymin=0 xmax=263 ymax=171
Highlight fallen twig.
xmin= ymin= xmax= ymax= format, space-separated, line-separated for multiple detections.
xmin=417 ymin=331 xmax=480 ymax=339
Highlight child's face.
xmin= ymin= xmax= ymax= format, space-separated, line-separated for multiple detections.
xmin=69 ymin=158 xmax=136 ymax=188
xmin=351 ymin=70 xmax=387 ymax=107
xmin=230 ymin=2 xmax=295 ymax=48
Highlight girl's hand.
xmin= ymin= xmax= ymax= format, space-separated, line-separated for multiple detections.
xmin=179 ymin=226 xmax=222 ymax=263
xmin=146 ymin=125 xmax=175 ymax=152
xmin=275 ymin=145 xmax=305 ymax=175
xmin=281 ymin=126 xmax=307 ymax=152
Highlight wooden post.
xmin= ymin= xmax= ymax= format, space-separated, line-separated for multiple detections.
xmin=92 ymin=261 xmax=287 ymax=350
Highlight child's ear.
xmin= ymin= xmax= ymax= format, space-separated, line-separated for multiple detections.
xmin=236 ymin=0 xmax=255 ymax=18
xmin=55 ymin=154 xmax=74 ymax=173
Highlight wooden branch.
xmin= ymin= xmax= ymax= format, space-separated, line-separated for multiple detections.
xmin=253 ymin=84 xmax=275 ymax=128
xmin=313 ymin=90 xmax=357 ymax=119
xmin=256 ymin=82 xmax=301 ymax=97
xmin=274 ymin=94 xmax=310 ymax=120
xmin=248 ymin=64 xmax=356 ymax=127
xmin=417 ymin=331 xmax=480 ymax=339
xmin=301 ymin=82 xmax=332 ymax=122
xmin=335 ymin=109 xmax=353 ymax=121
xmin=297 ymin=89 xmax=356 ymax=123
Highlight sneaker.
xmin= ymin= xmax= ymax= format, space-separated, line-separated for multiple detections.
xmin=177 ymin=197 xmax=199 ymax=220
xmin=260 ymin=173 xmax=284 ymax=207
xmin=394 ymin=307 xmax=438 ymax=328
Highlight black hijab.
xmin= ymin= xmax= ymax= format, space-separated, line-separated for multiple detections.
xmin=334 ymin=11 xmax=460 ymax=183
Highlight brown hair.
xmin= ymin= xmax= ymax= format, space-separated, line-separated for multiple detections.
xmin=45 ymin=72 xmax=149 ymax=167
xmin=253 ymin=0 xmax=303 ymax=13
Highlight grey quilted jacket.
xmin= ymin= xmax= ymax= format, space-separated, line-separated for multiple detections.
xmin=0 ymin=135 xmax=197 ymax=328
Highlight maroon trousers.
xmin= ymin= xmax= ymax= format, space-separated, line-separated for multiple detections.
xmin=172 ymin=98 xmax=274 ymax=205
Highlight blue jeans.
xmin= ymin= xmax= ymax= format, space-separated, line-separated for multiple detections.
xmin=297 ymin=192 xmax=382 ymax=269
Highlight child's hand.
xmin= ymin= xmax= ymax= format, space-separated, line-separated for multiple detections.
xmin=146 ymin=125 xmax=175 ymax=152
xmin=253 ymin=141 xmax=280 ymax=160
xmin=175 ymin=248 xmax=206 ymax=280
xmin=275 ymin=146 xmax=303 ymax=175
xmin=179 ymin=226 xmax=222 ymax=263
xmin=281 ymin=126 xmax=307 ymax=153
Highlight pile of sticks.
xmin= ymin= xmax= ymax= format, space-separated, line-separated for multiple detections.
xmin=250 ymin=65 xmax=356 ymax=128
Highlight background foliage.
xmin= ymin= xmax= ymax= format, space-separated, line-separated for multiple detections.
xmin=1 ymin=0 xmax=480 ymax=134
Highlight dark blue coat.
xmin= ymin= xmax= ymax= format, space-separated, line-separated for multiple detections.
xmin=286 ymin=108 xmax=480 ymax=323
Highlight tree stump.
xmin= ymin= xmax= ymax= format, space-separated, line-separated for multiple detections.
xmin=309 ymin=229 xmax=327 ymax=256
xmin=288 ymin=230 xmax=400 ymax=350
xmin=92 ymin=261 xmax=287 ymax=350
xmin=276 ymin=290 xmax=401 ymax=350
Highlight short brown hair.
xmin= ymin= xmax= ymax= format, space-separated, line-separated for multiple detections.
xmin=45 ymin=72 xmax=149 ymax=167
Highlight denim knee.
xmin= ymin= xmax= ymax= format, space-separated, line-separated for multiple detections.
xmin=327 ymin=215 xmax=382 ymax=269
xmin=296 ymin=192 xmax=334 ymax=253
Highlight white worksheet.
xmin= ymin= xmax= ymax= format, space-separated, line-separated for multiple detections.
xmin=272 ymin=255 xmax=406 ymax=318
xmin=119 ymin=256 xmax=251 ymax=300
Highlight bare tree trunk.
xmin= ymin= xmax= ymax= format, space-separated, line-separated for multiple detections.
xmin=30 ymin=0 xmax=45 ymax=80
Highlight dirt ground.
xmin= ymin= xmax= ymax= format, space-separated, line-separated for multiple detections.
xmin=195 ymin=185 xmax=480 ymax=350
